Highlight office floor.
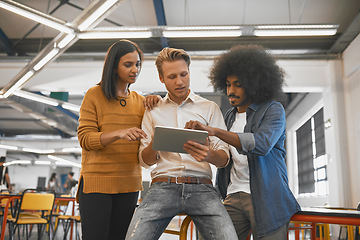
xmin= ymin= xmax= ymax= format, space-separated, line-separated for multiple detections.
xmin=1 ymin=215 xmax=195 ymax=240
xmin=1 ymin=218 xmax=310 ymax=240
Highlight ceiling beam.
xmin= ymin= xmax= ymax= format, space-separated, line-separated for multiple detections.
xmin=328 ymin=11 xmax=360 ymax=54
xmin=0 ymin=28 xmax=15 ymax=56
xmin=153 ymin=0 xmax=168 ymax=48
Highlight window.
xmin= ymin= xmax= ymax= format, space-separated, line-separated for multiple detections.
xmin=296 ymin=108 xmax=328 ymax=196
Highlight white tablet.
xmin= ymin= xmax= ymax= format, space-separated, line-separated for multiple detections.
xmin=152 ymin=126 xmax=208 ymax=154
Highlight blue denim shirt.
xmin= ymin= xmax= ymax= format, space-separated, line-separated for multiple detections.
xmin=216 ymin=101 xmax=301 ymax=237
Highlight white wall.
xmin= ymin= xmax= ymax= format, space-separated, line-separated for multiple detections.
xmin=343 ymin=33 xmax=360 ymax=207
xmin=285 ymin=33 xmax=360 ymax=209
xmin=8 ymin=164 xmax=80 ymax=194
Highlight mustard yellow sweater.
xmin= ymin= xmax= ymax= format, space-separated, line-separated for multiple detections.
xmin=77 ymin=85 xmax=145 ymax=194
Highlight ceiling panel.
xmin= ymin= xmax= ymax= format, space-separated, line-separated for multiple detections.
xmin=0 ymin=0 xmax=360 ymax=162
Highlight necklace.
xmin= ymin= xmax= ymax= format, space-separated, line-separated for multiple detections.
xmin=117 ymin=89 xmax=129 ymax=107
xmin=119 ymin=99 xmax=126 ymax=107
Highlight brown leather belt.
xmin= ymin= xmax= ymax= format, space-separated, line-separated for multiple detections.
xmin=151 ymin=176 xmax=212 ymax=185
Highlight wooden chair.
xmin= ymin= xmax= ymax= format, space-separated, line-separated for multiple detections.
xmin=163 ymin=214 xmax=193 ymax=240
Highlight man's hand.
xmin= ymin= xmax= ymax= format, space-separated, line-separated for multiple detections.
xmin=185 ymin=120 xmax=215 ymax=136
xmin=143 ymin=95 xmax=161 ymax=110
xmin=183 ymin=139 xmax=211 ymax=162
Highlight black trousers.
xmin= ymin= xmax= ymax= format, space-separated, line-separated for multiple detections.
xmin=78 ymin=180 xmax=139 ymax=240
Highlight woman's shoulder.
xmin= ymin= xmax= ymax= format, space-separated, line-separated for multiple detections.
xmin=86 ymin=85 xmax=102 ymax=95
xmin=83 ymin=85 xmax=106 ymax=102
xmin=129 ymin=90 xmax=145 ymax=100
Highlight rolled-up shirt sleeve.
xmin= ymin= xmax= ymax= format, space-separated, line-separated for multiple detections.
xmin=138 ymin=108 xmax=155 ymax=169
xmin=237 ymin=132 xmax=255 ymax=153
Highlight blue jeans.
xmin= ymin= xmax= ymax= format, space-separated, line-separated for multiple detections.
xmin=126 ymin=182 xmax=238 ymax=240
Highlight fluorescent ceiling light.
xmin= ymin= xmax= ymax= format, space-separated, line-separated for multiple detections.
xmin=78 ymin=31 xmax=152 ymax=39
xmin=256 ymin=24 xmax=338 ymax=29
xmin=35 ymin=160 xmax=51 ymax=165
xmin=77 ymin=0 xmax=118 ymax=31
xmin=62 ymin=147 xmax=82 ymax=153
xmin=162 ymin=26 xmax=242 ymax=38
xmin=254 ymin=29 xmax=337 ymax=36
xmin=163 ymin=30 xmax=242 ymax=38
xmin=48 ymin=155 xmax=81 ymax=168
xmin=61 ymin=102 xmax=81 ymax=112
xmin=33 ymin=48 xmax=59 ymax=71
xmin=253 ymin=24 xmax=338 ymax=36
xmin=23 ymin=148 xmax=56 ymax=154
xmin=3 ymin=70 xmax=34 ymax=98
xmin=4 ymin=160 xmax=32 ymax=166
xmin=0 ymin=0 xmax=73 ymax=33
xmin=0 ymin=144 xmax=19 ymax=150
xmin=58 ymin=34 xmax=76 ymax=49
xmin=13 ymin=90 xmax=59 ymax=107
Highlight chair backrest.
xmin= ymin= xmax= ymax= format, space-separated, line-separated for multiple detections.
xmin=56 ymin=194 xmax=71 ymax=207
xmin=21 ymin=192 xmax=55 ymax=211
xmin=0 ymin=191 xmax=9 ymax=204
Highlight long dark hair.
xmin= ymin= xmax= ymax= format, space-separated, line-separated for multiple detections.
xmin=50 ymin=173 xmax=56 ymax=181
xmin=98 ymin=40 xmax=144 ymax=100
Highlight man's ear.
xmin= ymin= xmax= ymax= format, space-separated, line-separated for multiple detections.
xmin=159 ymin=74 xmax=164 ymax=83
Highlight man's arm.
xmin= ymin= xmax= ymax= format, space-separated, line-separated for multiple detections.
xmin=5 ymin=173 xmax=11 ymax=192
xmin=138 ymin=107 xmax=159 ymax=168
xmin=185 ymin=120 xmax=243 ymax=150
xmin=140 ymin=139 xmax=158 ymax=166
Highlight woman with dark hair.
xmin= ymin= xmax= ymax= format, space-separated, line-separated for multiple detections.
xmin=186 ymin=45 xmax=300 ymax=239
xmin=77 ymin=40 xmax=159 ymax=240
xmin=47 ymin=173 xmax=60 ymax=192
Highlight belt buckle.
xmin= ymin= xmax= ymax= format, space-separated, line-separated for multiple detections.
xmin=175 ymin=176 xmax=182 ymax=184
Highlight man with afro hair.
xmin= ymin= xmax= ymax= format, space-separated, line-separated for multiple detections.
xmin=185 ymin=45 xmax=300 ymax=240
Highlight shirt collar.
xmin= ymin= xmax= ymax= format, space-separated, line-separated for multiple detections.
xmin=248 ymin=102 xmax=260 ymax=112
xmin=163 ymin=90 xmax=195 ymax=105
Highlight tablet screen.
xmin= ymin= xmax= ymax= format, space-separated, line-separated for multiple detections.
xmin=152 ymin=126 xmax=208 ymax=154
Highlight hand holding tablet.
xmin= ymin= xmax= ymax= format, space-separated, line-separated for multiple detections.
xmin=152 ymin=126 xmax=208 ymax=154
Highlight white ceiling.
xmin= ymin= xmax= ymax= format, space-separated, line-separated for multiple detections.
xmin=0 ymin=0 xmax=360 ymax=164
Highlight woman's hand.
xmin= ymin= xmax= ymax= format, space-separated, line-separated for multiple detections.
xmin=117 ymin=127 xmax=147 ymax=141
xmin=185 ymin=120 xmax=215 ymax=136
xmin=143 ymin=95 xmax=161 ymax=110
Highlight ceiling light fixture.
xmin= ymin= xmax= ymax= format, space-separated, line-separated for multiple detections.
xmin=0 ymin=0 xmax=73 ymax=33
xmin=253 ymin=24 xmax=339 ymax=36
xmin=2 ymin=70 xmax=34 ymax=98
xmin=78 ymin=31 xmax=152 ymax=39
xmin=13 ymin=90 xmax=59 ymax=107
xmin=77 ymin=0 xmax=119 ymax=31
xmin=163 ymin=30 xmax=242 ymax=38
xmin=35 ymin=160 xmax=51 ymax=165
xmin=0 ymin=144 xmax=19 ymax=151
xmin=23 ymin=148 xmax=56 ymax=154
xmin=33 ymin=48 xmax=60 ymax=71
xmin=61 ymin=147 xmax=82 ymax=153
xmin=48 ymin=155 xmax=81 ymax=168
xmin=61 ymin=102 xmax=81 ymax=112
xmin=4 ymin=160 xmax=32 ymax=166
xmin=162 ymin=26 xmax=242 ymax=38
xmin=57 ymin=34 xmax=77 ymax=49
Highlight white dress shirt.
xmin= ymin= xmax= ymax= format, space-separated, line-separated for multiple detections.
xmin=139 ymin=90 xmax=229 ymax=180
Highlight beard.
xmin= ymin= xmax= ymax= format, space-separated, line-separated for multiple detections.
xmin=228 ymin=95 xmax=249 ymax=108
